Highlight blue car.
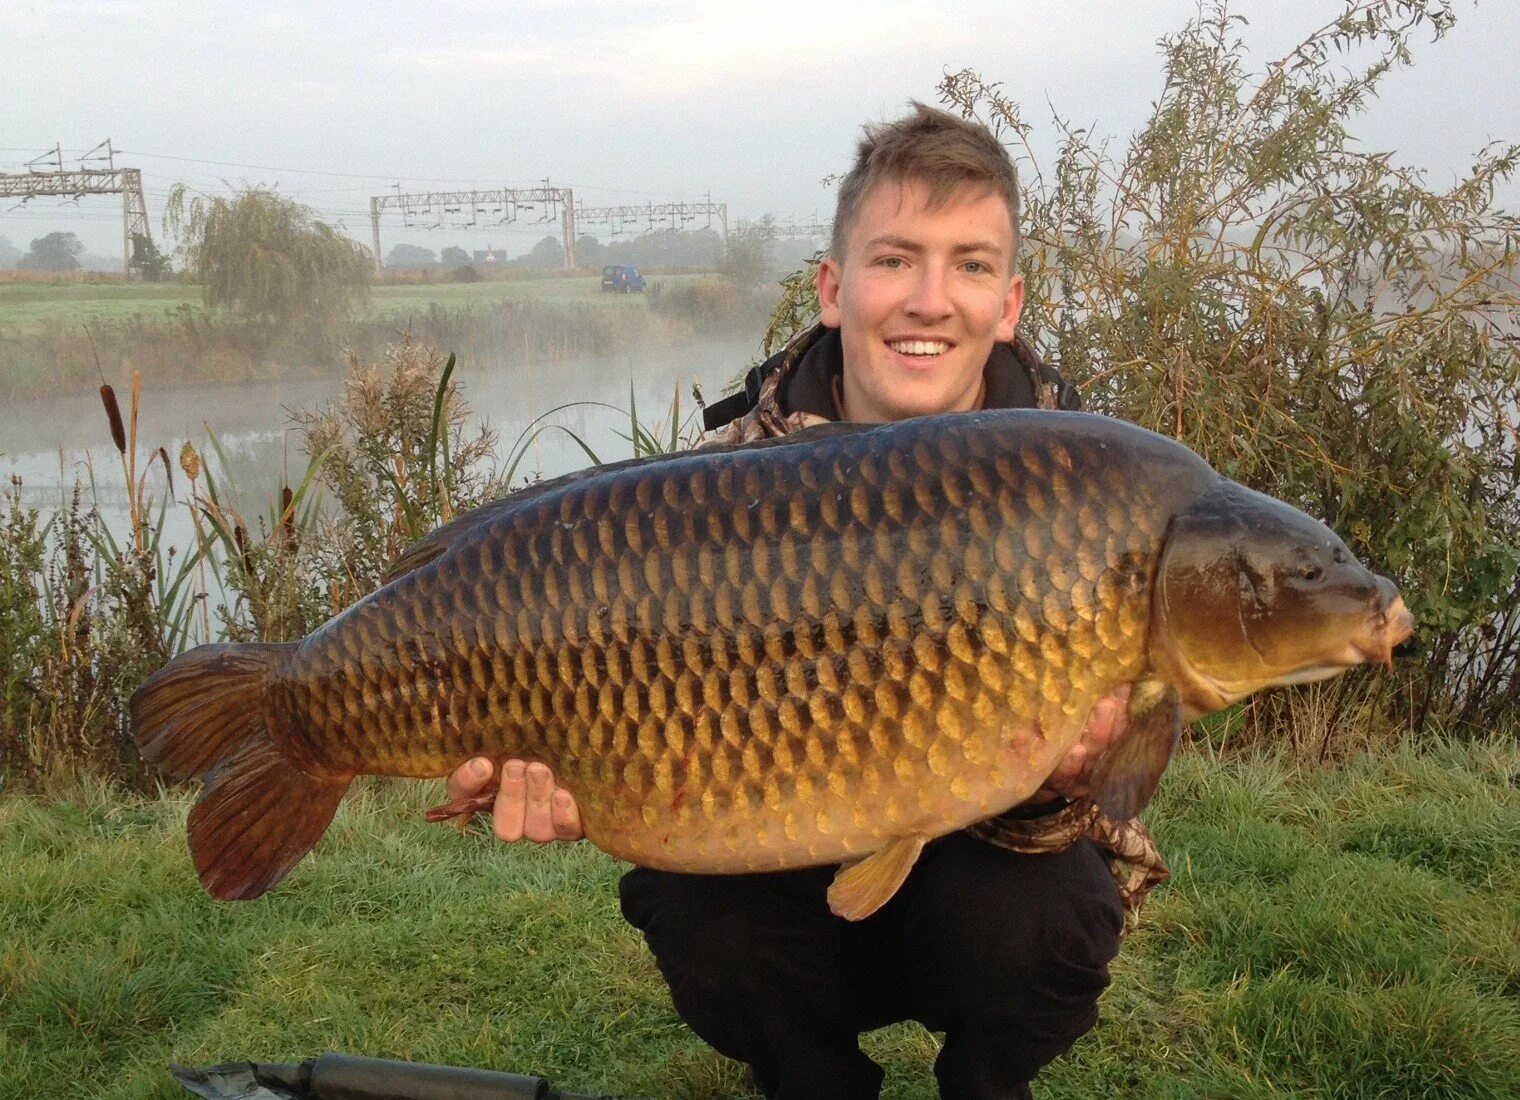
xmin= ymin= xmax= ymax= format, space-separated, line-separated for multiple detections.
xmin=601 ymin=264 xmax=647 ymax=293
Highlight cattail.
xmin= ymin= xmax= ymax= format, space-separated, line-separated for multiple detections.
xmin=234 ymin=522 xmax=256 ymax=580
xmin=156 ymin=446 xmax=174 ymax=498
xmin=179 ymin=441 xmax=202 ymax=483
xmin=280 ymin=485 xmax=296 ymax=552
xmin=100 ymin=384 xmax=126 ymax=455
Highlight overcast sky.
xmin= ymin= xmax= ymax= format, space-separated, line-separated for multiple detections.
xmin=4 ymin=0 xmax=1518 ymax=263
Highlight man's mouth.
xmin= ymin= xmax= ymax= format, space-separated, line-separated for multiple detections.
xmin=886 ymin=339 xmax=952 ymax=359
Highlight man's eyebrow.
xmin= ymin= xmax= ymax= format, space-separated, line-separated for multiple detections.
xmin=861 ymin=234 xmax=1005 ymax=257
xmin=951 ymin=240 xmax=1004 ymax=257
xmin=863 ymin=234 xmax=924 ymax=252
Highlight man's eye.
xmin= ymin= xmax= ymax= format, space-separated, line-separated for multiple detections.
xmin=878 ymin=256 xmax=905 ymax=268
xmin=964 ymin=261 xmax=987 ymax=274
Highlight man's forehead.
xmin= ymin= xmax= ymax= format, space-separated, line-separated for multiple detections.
xmin=848 ymin=176 xmax=1013 ymax=252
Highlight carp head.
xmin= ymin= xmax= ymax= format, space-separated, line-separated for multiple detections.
xmin=1151 ymin=481 xmax=1414 ymax=719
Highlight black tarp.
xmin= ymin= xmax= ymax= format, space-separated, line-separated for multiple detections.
xmin=171 ymin=1053 xmax=615 ymax=1100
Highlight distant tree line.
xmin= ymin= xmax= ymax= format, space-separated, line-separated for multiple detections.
xmin=0 ymin=231 xmax=132 ymax=274
xmin=381 ymin=225 xmax=826 ymax=278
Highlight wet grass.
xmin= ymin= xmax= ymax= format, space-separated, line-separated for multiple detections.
xmin=2 ymin=739 xmax=1516 ymax=1099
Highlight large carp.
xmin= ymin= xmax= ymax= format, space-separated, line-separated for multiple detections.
xmin=132 ymin=411 xmax=1412 ymax=918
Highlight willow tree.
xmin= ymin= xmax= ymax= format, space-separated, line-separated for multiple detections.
xmin=165 ymin=185 xmax=373 ymax=328
xmin=766 ymin=0 xmax=1520 ymax=734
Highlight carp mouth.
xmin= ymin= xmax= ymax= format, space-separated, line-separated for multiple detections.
xmin=1217 ymin=592 xmax=1416 ymax=696
xmin=1158 ymin=589 xmax=1416 ymax=716
xmin=1344 ymin=595 xmax=1416 ymax=669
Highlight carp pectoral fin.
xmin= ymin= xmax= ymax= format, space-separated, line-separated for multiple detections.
xmin=425 ymin=789 xmax=499 ymax=832
xmin=827 ymin=835 xmax=928 ymax=921
xmin=1089 ymin=681 xmax=1183 ymax=822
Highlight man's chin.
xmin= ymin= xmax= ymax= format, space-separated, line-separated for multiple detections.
xmin=878 ymin=374 xmax=978 ymax=420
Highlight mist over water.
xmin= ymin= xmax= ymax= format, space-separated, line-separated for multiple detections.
xmin=1 ymin=337 xmax=757 ymax=551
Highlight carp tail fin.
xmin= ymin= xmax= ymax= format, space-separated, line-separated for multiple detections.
xmin=131 ymin=642 xmax=293 ymax=780
xmin=130 ymin=642 xmax=351 ymax=901
xmin=188 ymin=739 xmax=350 ymax=900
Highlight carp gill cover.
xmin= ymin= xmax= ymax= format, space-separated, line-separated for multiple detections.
xmin=131 ymin=411 xmax=1413 ymax=919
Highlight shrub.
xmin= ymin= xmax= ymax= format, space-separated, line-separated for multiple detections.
xmin=164 ymin=185 xmax=373 ymax=329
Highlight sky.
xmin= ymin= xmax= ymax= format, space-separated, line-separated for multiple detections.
xmin=4 ymin=0 xmax=1518 ymax=265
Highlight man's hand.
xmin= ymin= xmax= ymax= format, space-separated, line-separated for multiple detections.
xmin=445 ymin=757 xmax=585 ymax=843
xmin=1022 ymin=684 xmax=1132 ymax=805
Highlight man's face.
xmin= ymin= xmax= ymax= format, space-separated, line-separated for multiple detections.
xmin=817 ymin=177 xmax=1025 ymax=423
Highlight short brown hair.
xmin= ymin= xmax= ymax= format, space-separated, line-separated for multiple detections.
xmin=831 ymin=102 xmax=1021 ymax=273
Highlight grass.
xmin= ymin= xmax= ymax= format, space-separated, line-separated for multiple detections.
xmin=0 ymin=273 xmax=763 ymax=401
xmin=0 ymin=275 xmax=711 ymax=332
xmin=0 ymin=282 xmax=198 ymax=329
xmin=2 ymin=739 xmax=1516 ymax=1099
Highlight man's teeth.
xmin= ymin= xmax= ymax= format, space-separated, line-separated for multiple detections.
xmin=889 ymin=340 xmax=949 ymax=357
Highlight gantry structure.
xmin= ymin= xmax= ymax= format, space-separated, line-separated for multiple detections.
xmin=0 ymin=141 xmax=154 ymax=276
xmin=369 ymin=185 xmax=729 ymax=270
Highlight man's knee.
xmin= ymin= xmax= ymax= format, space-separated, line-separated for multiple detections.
xmin=902 ymin=835 xmax=1124 ymax=1024
xmin=900 ymin=837 xmax=1123 ymax=1091
xmin=620 ymin=867 xmax=822 ymax=976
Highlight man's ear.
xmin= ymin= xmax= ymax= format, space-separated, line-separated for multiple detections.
xmin=995 ymin=273 xmax=1025 ymax=342
xmin=817 ymin=255 xmax=843 ymax=328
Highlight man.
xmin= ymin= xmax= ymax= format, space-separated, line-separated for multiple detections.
xmin=448 ymin=104 xmax=1168 ymax=1098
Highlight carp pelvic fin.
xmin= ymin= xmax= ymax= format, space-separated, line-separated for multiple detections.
xmin=130 ymin=641 xmax=352 ymax=901
xmin=827 ymin=835 xmax=927 ymax=921
xmin=1088 ymin=681 xmax=1183 ymax=821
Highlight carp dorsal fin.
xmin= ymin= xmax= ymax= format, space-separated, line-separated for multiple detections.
xmin=827 ymin=834 xmax=927 ymax=921
xmin=1089 ymin=681 xmax=1184 ymax=821
xmin=382 ymin=421 xmax=882 ymax=584
xmin=382 ymin=539 xmax=450 ymax=584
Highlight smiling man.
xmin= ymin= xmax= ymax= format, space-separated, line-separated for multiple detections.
xmin=448 ymin=104 xmax=1165 ymax=1099
xmin=826 ymin=176 xmax=1024 ymax=423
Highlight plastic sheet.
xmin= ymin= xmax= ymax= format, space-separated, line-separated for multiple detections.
xmin=170 ymin=1053 xmax=615 ymax=1100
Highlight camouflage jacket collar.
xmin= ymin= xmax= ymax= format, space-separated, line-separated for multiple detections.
xmin=704 ymin=322 xmax=1078 ymax=446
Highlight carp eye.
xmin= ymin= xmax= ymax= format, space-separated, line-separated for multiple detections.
xmin=1301 ymin=566 xmax=1322 ymax=582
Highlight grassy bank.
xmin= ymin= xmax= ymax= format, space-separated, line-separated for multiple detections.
xmin=3 ymin=740 xmax=1516 ymax=1099
xmin=0 ymin=274 xmax=769 ymax=400
xmin=0 ymin=274 xmax=711 ymax=331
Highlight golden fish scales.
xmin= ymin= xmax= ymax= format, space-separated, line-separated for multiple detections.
xmin=264 ymin=414 xmax=1203 ymax=876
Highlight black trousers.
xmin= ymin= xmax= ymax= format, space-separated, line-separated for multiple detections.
xmin=620 ymin=832 xmax=1124 ymax=1100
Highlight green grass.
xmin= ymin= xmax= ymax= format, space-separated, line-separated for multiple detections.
xmin=2 ymin=740 xmax=1516 ymax=1099
xmin=0 ymin=282 xmax=199 ymax=328
xmin=0 ymin=275 xmax=707 ymax=331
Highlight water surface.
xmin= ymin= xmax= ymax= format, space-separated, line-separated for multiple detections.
xmin=1 ymin=338 xmax=756 ymax=553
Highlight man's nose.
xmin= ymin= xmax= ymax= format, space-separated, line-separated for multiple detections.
xmin=904 ymin=265 xmax=953 ymax=322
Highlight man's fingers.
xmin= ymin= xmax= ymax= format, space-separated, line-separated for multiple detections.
xmin=1087 ymin=696 xmax=1120 ymax=744
xmin=1084 ymin=685 xmax=1133 ymax=753
xmin=551 ymin=789 xmax=584 ymax=841
xmin=493 ymin=760 xmax=529 ymax=842
xmin=446 ymin=756 xmax=494 ymax=801
xmin=522 ymin=762 xmax=557 ymax=843
xmin=1047 ymin=742 xmax=1087 ymax=788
